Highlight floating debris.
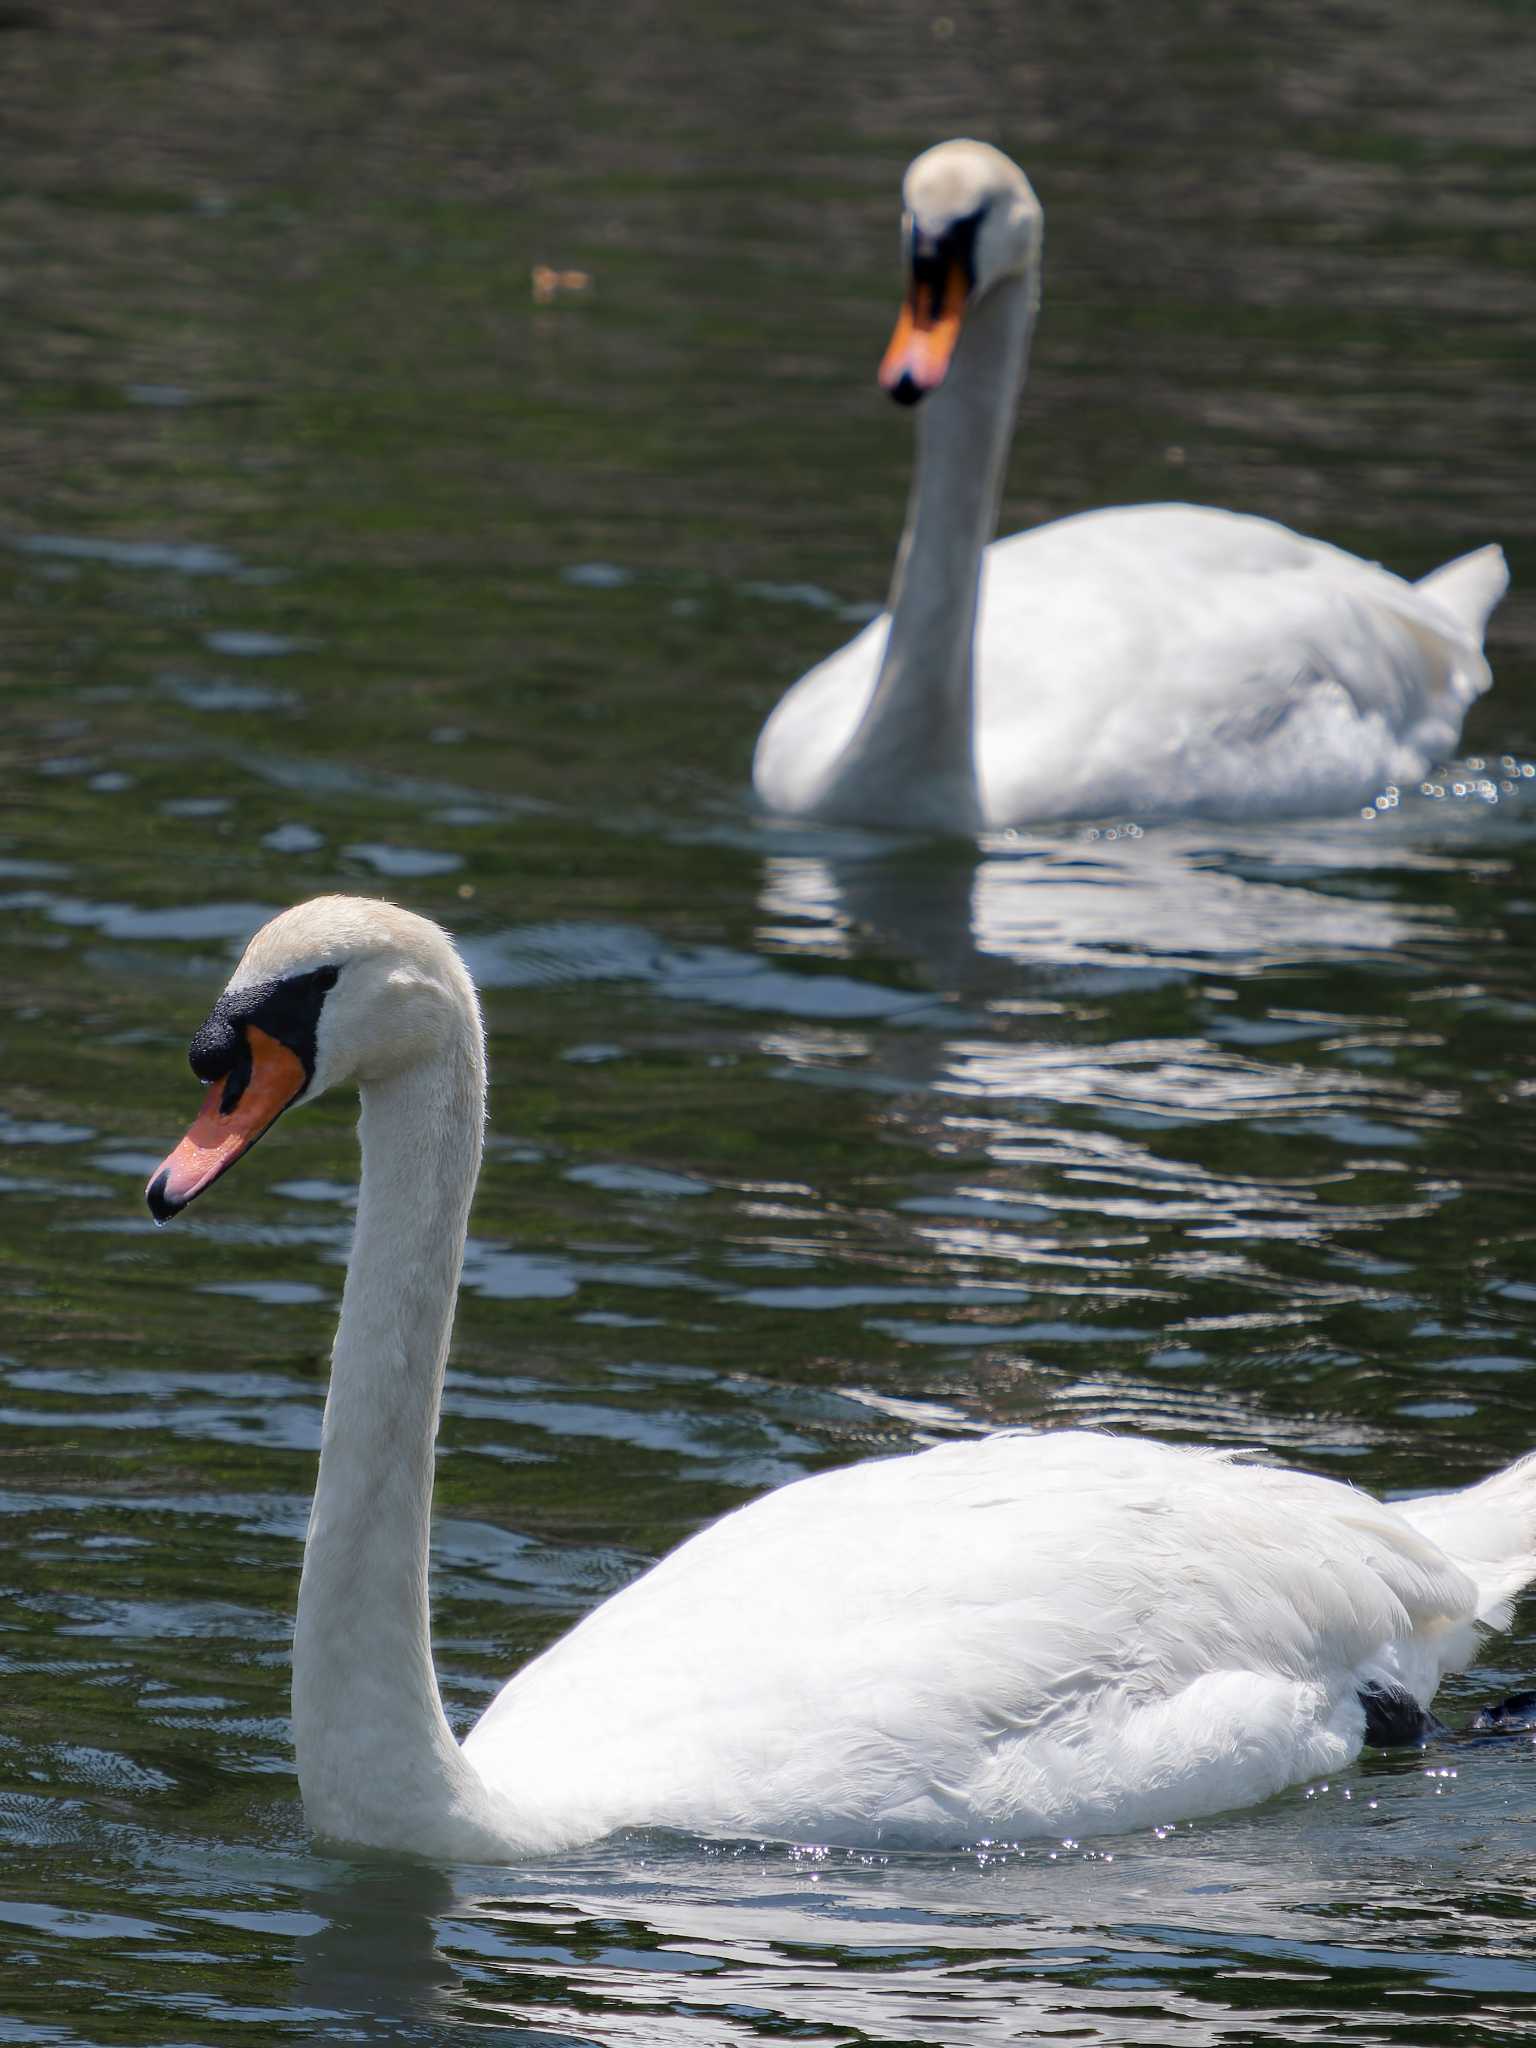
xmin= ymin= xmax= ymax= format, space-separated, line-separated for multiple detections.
xmin=532 ymin=265 xmax=592 ymax=303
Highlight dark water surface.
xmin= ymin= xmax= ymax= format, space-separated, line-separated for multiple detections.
xmin=5 ymin=2 xmax=1536 ymax=2041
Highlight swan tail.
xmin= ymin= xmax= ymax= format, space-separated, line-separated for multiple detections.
xmin=1378 ymin=545 xmax=1506 ymax=735
xmin=1415 ymin=544 xmax=1509 ymax=644
xmin=1394 ymin=1451 xmax=1536 ymax=1629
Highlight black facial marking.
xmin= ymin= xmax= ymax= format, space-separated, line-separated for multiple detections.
xmin=188 ymin=1008 xmax=243 ymax=1085
xmin=219 ymin=1036 xmax=253 ymax=1116
xmin=186 ymin=963 xmax=339 ymax=1108
xmin=1358 ymin=1679 xmax=1447 ymax=1748
xmin=910 ymin=206 xmax=984 ymax=302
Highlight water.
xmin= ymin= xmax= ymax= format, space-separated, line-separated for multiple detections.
xmin=4 ymin=2 xmax=1536 ymax=2041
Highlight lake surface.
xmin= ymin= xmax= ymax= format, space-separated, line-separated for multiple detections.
xmin=4 ymin=2 xmax=1536 ymax=2041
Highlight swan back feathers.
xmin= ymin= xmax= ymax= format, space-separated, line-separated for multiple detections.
xmin=463 ymin=1431 xmax=1526 ymax=1847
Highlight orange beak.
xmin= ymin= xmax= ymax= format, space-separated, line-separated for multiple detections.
xmin=146 ymin=1026 xmax=308 ymax=1221
xmin=878 ymin=256 xmax=969 ymax=402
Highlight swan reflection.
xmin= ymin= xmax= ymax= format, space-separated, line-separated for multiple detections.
xmin=294 ymin=1783 xmax=1536 ymax=2048
xmin=745 ymin=826 xmax=1473 ymax=1391
xmin=757 ymin=819 xmax=1475 ymax=985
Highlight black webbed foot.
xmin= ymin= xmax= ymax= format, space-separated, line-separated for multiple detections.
xmin=1461 ymin=1688 xmax=1536 ymax=1739
xmin=1358 ymin=1679 xmax=1536 ymax=1755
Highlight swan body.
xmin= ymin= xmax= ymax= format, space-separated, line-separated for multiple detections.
xmin=466 ymin=1427 xmax=1535 ymax=1850
xmin=148 ymin=897 xmax=1536 ymax=1859
xmin=752 ymin=142 xmax=1507 ymax=832
xmin=758 ymin=504 xmax=1507 ymax=828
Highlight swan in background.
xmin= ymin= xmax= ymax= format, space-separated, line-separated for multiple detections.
xmin=753 ymin=140 xmax=1507 ymax=833
xmin=147 ymin=897 xmax=1536 ymax=1860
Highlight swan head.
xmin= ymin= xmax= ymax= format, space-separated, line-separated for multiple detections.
xmin=145 ymin=895 xmax=479 ymax=1220
xmin=879 ymin=140 xmax=1041 ymax=406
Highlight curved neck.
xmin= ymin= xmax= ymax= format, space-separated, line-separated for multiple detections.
xmin=820 ymin=272 xmax=1037 ymax=833
xmin=291 ymin=1007 xmax=510 ymax=1856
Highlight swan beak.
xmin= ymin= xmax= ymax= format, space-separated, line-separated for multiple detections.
xmin=878 ymin=262 xmax=968 ymax=405
xmin=146 ymin=1026 xmax=308 ymax=1221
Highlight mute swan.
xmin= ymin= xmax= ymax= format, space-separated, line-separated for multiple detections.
xmin=752 ymin=140 xmax=1508 ymax=832
xmin=147 ymin=896 xmax=1536 ymax=1860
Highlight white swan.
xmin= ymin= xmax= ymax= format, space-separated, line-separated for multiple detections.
xmin=752 ymin=140 xmax=1508 ymax=833
xmin=148 ymin=896 xmax=1536 ymax=1859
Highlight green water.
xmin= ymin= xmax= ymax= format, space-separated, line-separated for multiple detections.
xmin=4 ymin=1 xmax=1536 ymax=2041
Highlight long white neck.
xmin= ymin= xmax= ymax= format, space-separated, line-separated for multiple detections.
xmin=816 ymin=272 xmax=1037 ymax=833
xmin=291 ymin=1005 xmax=515 ymax=1858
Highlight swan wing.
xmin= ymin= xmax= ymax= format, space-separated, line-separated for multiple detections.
xmin=464 ymin=1432 xmax=1486 ymax=1846
xmin=971 ymin=506 xmax=1498 ymax=822
xmin=752 ymin=614 xmax=891 ymax=819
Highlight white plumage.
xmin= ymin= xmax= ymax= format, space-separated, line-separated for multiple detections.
xmin=761 ymin=506 xmax=1506 ymax=827
xmin=469 ymin=1429 xmax=1532 ymax=1849
xmin=150 ymin=900 xmax=1536 ymax=1860
xmin=753 ymin=143 xmax=1507 ymax=832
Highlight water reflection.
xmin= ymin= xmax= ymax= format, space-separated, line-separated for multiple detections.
xmin=286 ymin=1771 xmax=1536 ymax=2045
xmin=297 ymin=1863 xmax=460 ymax=2040
xmin=11 ymin=534 xmax=247 ymax=576
xmin=757 ymin=800 xmax=1527 ymax=985
xmin=6 ymin=0 xmax=1536 ymax=2035
xmin=463 ymin=920 xmax=945 ymax=1022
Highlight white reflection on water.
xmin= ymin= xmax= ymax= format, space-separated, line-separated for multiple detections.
xmin=757 ymin=821 xmax=1482 ymax=984
xmin=929 ymin=1034 xmax=1453 ymax=1124
xmin=12 ymin=533 xmax=246 ymax=575
xmin=283 ymin=1759 xmax=1536 ymax=2046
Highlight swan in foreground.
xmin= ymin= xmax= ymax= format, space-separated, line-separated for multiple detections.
xmin=752 ymin=140 xmax=1508 ymax=832
xmin=147 ymin=897 xmax=1536 ymax=1859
